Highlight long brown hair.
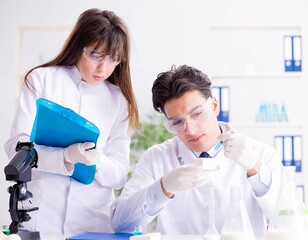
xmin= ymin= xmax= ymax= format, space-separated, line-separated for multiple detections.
xmin=24 ymin=8 xmax=139 ymax=129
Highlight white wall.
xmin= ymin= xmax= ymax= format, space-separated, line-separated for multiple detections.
xmin=1 ymin=0 xmax=308 ymax=227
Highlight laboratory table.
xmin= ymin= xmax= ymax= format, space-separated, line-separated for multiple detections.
xmin=41 ymin=235 xmax=266 ymax=240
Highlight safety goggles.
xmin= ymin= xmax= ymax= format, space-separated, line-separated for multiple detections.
xmin=83 ymin=47 xmax=121 ymax=67
xmin=164 ymin=97 xmax=213 ymax=134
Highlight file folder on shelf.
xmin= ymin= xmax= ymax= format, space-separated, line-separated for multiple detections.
xmin=30 ymin=98 xmax=100 ymax=184
xmin=293 ymin=36 xmax=302 ymax=72
xmin=274 ymin=135 xmax=302 ymax=173
xmin=283 ymin=136 xmax=293 ymax=167
xmin=66 ymin=232 xmax=133 ymax=240
xmin=284 ymin=36 xmax=293 ymax=72
xmin=284 ymin=35 xmax=302 ymax=72
xmin=212 ymin=86 xmax=230 ymax=122
xmin=274 ymin=136 xmax=284 ymax=165
xmin=293 ymin=136 xmax=302 ymax=172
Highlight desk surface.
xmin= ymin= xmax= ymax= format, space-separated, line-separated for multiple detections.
xmin=42 ymin=234 xmax=265 ymax=240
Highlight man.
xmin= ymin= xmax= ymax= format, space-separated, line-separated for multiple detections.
xmin=110 ymin=65 xmax=282 ymax=236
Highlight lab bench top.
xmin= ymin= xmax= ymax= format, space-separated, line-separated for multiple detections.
xmin=41 ymin=234 xmax=266 ymax=240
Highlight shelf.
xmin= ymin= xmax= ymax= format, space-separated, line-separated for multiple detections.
xmin=232 ymin=122 xmax=302 ymax=128
xmin=211 ymin=73 xmax=302 ymax=80
xmin=209 ymin=25 xmax=302 ymax=31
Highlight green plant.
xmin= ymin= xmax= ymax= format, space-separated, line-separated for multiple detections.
xmin=129 ymin=113 xmax=173 ymax=165
xmin=130 ymin=114 xmax=173 ymax=150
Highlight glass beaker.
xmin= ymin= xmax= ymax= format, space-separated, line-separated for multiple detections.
xmin=220 ymin=184 xmax=256 ymax=240
xmin=266 ymin=166 xmax=308 ymax=240
xmin=203 ymin=186 xmax=220 ymax=240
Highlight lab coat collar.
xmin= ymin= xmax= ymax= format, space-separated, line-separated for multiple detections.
xmin=175 ymin=137 xmax=196 ymax=165
xmin=175 ymin=136 xmax=229 ymax=168
xmin=67 ymin=65 xmax=83 ymax=87
xmin=175 ymin=121 xmax=229 ymax=165
xmin=67 ymin=65 xmax=108 ymax=90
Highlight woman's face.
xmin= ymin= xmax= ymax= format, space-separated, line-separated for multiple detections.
xmin=76 ymin=46 xmax=120 ymax=85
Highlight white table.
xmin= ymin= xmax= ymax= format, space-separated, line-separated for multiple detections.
xmin=41 ymin=235 xmax=266 ymax=240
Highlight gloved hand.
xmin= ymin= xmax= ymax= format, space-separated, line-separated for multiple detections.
xmin=64 ymin=142 xmax=101 ymax=166
xmin=218 ymin=123 xmax=257 ymax=170
xmin=5 ymin=234 xmax=21 ymax=240
xmin=161 ymin=164 xmax=209 ymax=194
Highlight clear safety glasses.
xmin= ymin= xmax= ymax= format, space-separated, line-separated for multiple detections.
xmin=83 ymin=48 xmax=121 ymax=67
xmin=164 ymin=97 xmax=213 ymax=134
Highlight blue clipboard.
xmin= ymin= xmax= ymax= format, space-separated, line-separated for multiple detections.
xmin=66 ymin=232 xmax=133 ymax=240
xmin=30 ymin=98 xmax=100 ymax=184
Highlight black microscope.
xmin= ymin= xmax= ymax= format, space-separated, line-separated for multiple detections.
xmin=4 ymin=141 xmax=40 ymax=240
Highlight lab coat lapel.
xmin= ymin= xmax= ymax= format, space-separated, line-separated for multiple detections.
xmin=175 ymin=137 xmax=198 ymax=165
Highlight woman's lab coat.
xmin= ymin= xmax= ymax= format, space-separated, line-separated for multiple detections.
xmin=111 ymin=130 xmax=282 ymax=236
xmin=4 ymin=66 xmax=130 ymax=235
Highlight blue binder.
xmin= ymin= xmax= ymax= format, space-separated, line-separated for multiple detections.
xmin=274 ymin=135 xmax=302 ymax=173
xmin=212 ymin=86 xmax=230 ymax=122
xmin=30 ymin=98 xmax=100 ymax=184
xmin=284 ymin=35 xmax=302 ymax=72
xmin=66 ymin=232 xmax=133 ymax=240
xmin=293 ymin=136 xmax=302 ymax=172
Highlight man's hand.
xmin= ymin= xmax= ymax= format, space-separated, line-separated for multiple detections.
xmin=218 ymin=124 xmax=258 ymax=171
xmin=161 ymin=164 xmax=209 ymax=197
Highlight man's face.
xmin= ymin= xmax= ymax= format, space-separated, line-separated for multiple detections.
xmin=164 ymin=90 xmax=221 ymax=152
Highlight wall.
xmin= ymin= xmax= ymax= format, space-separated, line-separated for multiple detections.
xmin=1 ymin=0 xmax=308 ymax=227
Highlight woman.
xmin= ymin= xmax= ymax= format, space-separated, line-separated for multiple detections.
xmin=4 ymin=8 xmax=138 ymax=235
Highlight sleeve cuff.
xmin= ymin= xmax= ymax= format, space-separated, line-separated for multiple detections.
xmin=248 ymin=163 xmax=272 ymax=196
xmin=144 ymin=180 xmax=171 ymax=216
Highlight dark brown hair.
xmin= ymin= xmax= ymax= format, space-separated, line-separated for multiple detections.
xmin=24 ymin=8 xmax=139 ymax=128
xmin=152 ymin=65 xmax=212 ymax=114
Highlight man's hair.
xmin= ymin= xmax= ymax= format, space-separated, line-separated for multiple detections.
xmin=152 ymin=65 xmax=212 ymax=114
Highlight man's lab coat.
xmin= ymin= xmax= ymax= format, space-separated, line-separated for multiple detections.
xmin=111 ymin=128 xmax=282 ymax=236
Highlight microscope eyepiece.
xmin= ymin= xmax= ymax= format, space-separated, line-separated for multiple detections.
xmin=4 ymin=142 xmax=38 ymax=183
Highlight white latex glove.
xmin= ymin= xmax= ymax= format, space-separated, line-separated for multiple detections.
xmin=6 ymin=234 xmax=21 ymax=240
xmin=64 ymin=142 xmax=101 ymax=166
xmin=0 ymin=232 xmax=8 ymax=239
xmin=218 ymin=123 xmax=257 ymax=170
xmin=162 ymin=164 xmax=209 ymax=194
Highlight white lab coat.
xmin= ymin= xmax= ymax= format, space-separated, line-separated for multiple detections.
xmin=111 ymin=126 xmax=282 ymax=236
xmin=4 ymin=66 xmax=130 ymax=235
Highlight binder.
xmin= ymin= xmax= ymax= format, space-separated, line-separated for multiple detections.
xmin=284 ymin=36 xmax=293 ymax=72
xmin=293 ymin=36 xmax=302 ymax=71
xmin=212 ymin=86 xmax=230 ymax=122
xmin=284 ymin=35 xmax=302 ymax=72
xmin=293 ymin=136 xmax=302 ymax=172
xmin=220 ymin=87 xmax=230 ymax=122
xmin=30 ymin=98 xmax=100 ymax=184
xmin=274 ymin=136 xmax=284 ymax=165
xmin=66 ymin=232 xmax=133 ymax=240
xmin=274 ymin=135 xmax=302 ymax=172
xmin=283 ymin=136 xmax=293 ymax=167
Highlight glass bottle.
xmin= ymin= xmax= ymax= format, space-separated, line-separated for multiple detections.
xmin=133 ymin=225 xmax=143 ymax=236
xmin=203 ymin=186 xmax=220 ymax=240
xmin=220 ymin=185 xmax=255 ymax=240
xmin=266 ymin=166 xmax=308 ymax=240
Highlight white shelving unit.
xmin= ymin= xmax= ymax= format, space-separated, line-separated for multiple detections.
xmin=208 ymin=25 xmax=307 ymax=203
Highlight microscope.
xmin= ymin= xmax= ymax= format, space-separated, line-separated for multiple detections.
xmin=4 ymin=141 xmax=40 ymax=240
